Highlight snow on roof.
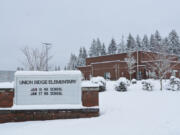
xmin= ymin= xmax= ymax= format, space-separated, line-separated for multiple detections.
xmin=15 ymin=70 xmax=82 ymax=76
xmin=0 ymin=82 xmax=14 ymax=89
xmin=91 ymin=60 xmax=126 ymax=65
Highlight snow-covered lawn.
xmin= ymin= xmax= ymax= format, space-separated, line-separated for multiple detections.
xmin=1 ymin=80 xmax=180 ymax=135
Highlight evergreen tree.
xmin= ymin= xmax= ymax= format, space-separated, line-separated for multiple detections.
xmin=55 ymin=65 xmax=60 ymax=71
xmin=89 ymin=39 xmax=98 ymax=57
xmin=100 ymin=43 xmax=106 ymax=56
xmin=150 ymin=34 xmax=156 ymax=52
xmin=82 ymin=47 xmax=87 ymax=65
xmin=127 ymin=34 xmax=136 ymax=51
xmin=136 ymin=35 xmax=141 ymax=50
xmin=142 ymin=35 xmax=149 ymax=51
xmin=77 ymin=47 xmax=84 ymax=66
xmin=118 ymin=35 xmax=126 ymax=53
xmin=154 ymin=30 xmax=162 ymax=51
xmin=55 ymin=66 xmax=58 ymax=71
xmin=168 ymin=30 xmax=180 ymax=54
xmin=57 ymin=66 xmax=61 ymax=70
xmin=67 ymin=54 xmax=78 ymax=70
xmin=96 ymin=38 xmax=102 ymax=56
xmin=82 ymin=47 xmax=87 ymax=58
xmin=162 ymin=37 xmax=169 ymax=53
xmin=108 ymin=38 xmax=117 ymax=54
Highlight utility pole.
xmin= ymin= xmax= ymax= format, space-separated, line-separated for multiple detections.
xmin=42 ymin=43 xmax=52 ymax=71
xmin=136 ymin=49 xmax=139 ymax=80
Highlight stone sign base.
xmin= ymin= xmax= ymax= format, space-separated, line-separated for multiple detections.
xmin=0 ymin=108 xmax=99 ymax=123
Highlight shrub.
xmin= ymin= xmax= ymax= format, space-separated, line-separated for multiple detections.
xmin=115 ymin=77 xmax=129 ymax=92
xmin=166 ymin=76 xmax=180 ymax=91
xmin=131 ymin=79 xmax=137 ymax=84
xmin=90 ymin=76 xmax=106 ymax=92
xmin=142 ymin=80 xmax=153 ymax=91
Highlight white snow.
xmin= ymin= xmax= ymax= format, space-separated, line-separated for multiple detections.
xmin=15 ymin=70 xmax=82 ymax=76
xmin=1 ymin=80 xmax=180 ymax=135
xmin=81 ymin=81 xmax=99 ymax=87
xmin=0 ymin=104 xmax=98 ymax=110
xmin=0 ymin=82 xmax=14 ymax=89
xmin=90 ymin=76 xmax=106 ymax=86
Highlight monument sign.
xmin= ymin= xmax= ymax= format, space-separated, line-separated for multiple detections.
xmin=15 ymin=71 xmax=82 ymax=105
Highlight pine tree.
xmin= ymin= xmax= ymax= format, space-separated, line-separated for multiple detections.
xmin=100 ymin=43 xmax=106 ymax=56
xmin=108 ymin=38 xmax=117 ymax=54
xmin=154 ymin=30 xmax=162 ymax=51
xmin=96 ymin=38 xmax=102 ymax=56
xmin=77 ymin=47 xmax=84 ymax=66
xmin=127 ymin=34 xmax=136 ymax=51
xmin=57 ymin=66 xmax=61 ymax=70
xmin=89 ymin=39 xmax=98 ymax=57
xmin=55 ymin=66 xmax=58 ymax=71
xmin=118 ymin=35 xmax=126 ymax=53
xmin=82 ymin=47 xmax=87 ymax=58
xmin=150 ymin=34 xmax=156 ymax=52
xmin=136 ymin=35 xmax=141 ymax=51
xmin=168 ymin=30 xmax=180 ymax=54
xmin=142 ymin=35 xmax=149 ymax=51
xmin=67 ymin=54 xmax=78 ymax=70
xmin=82 ymin=47 xmax=87 ymax=65
xmin=162 ymin=37 xmax=169 ymax=53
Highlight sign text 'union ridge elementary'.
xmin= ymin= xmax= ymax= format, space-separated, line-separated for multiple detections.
xmin=15 ymin=71 xmax=82 ymax=105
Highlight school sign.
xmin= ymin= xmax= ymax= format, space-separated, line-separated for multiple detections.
xmin=15 ymin=71 xmax=82 ymax=105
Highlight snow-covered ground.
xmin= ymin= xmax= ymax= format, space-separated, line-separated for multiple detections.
xmin=1 ymin=80 xmax=180 ymax=135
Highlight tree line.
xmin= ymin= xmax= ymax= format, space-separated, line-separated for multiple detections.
xmin=67 ymin=30 xmax=180 ymax=70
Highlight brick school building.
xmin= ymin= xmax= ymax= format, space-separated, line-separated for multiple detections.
xmin=78 ymin=51 xmax=180 ymax=80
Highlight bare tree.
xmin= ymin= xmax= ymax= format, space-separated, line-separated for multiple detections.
xmin=124 ymin=51 xmax=136 ymax=81
xmin=144 ymin=48 xmax=178 ymax=90
xmin=21 ymin=46 xmax=52 ymax=71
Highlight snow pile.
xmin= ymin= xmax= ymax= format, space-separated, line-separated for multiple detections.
xmin=81 ymin=81 xmax=99 ymax=87
xmin=0 ymin=82 xmax=14 ymax=89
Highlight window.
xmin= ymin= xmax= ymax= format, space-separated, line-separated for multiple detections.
xmin=104 ymin=72 xmax=111 ymax=79
xmin=172 ymin=70 xmax=177 ymax=77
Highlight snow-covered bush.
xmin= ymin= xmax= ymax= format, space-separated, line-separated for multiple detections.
xmin=142 ymin=80 xmax=153 ymax=91
xmin=166 ymin=76 xmax=180 ymax=91
xmin=115 ymin=77 xmax=130 ymax=92
xmin=131 ymin=79 xmax=137 ymax=84
xmin=90 ymin=76 xmax=106 ymax=92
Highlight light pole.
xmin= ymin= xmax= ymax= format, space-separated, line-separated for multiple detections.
xmin=42 ymin=43 xmax=52 ymax=71
xmin=137 ymin=49 xmax=139 ymax=80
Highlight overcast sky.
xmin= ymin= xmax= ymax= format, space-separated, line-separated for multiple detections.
xmin=0 ymin=0 xmax=180 ymax=70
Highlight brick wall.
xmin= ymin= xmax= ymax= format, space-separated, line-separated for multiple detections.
xmin=82 ymin=87 xmax=99 ymax=107
xmin=0 ymin=108 xmax=99 ymax=123
xmin=0 ymin=91 xmax=14 ymax=108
